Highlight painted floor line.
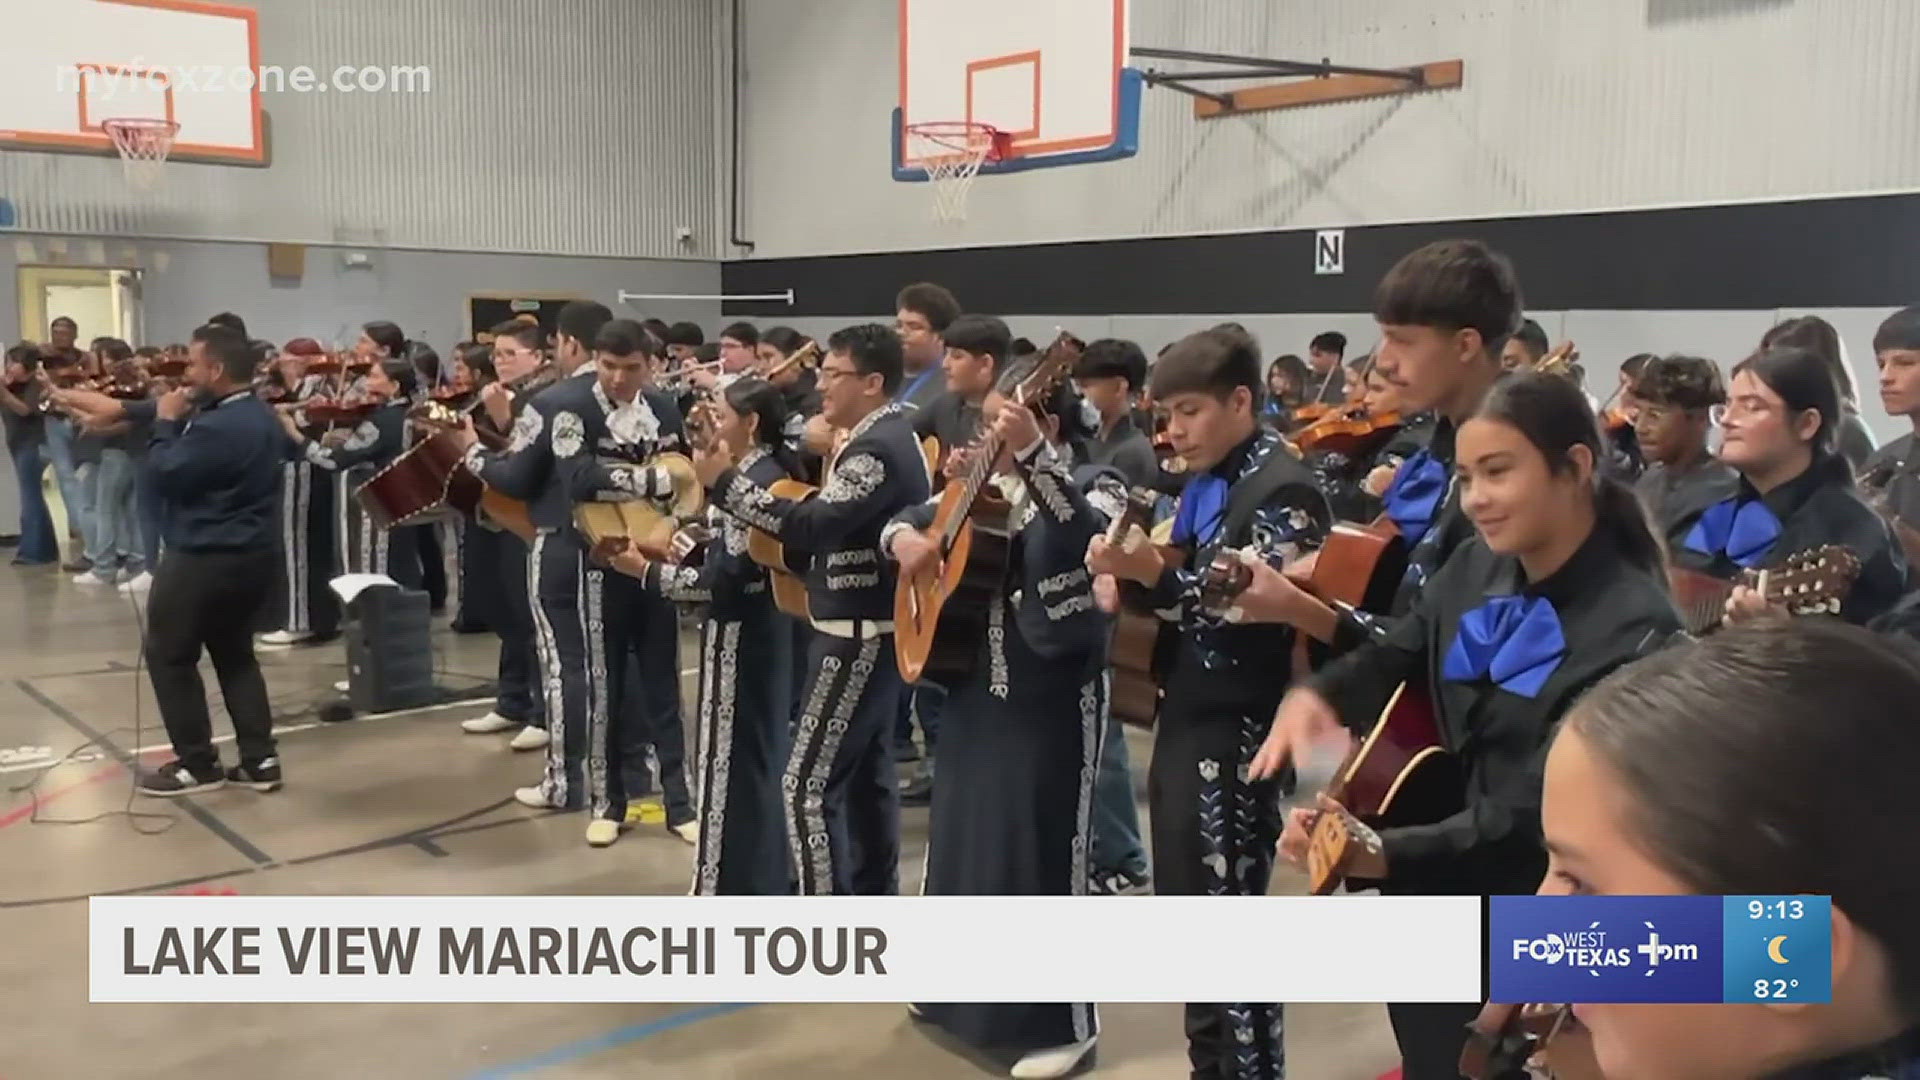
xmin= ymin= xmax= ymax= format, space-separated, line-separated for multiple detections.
xmin=463 ymin=1003 xmax=756 ymax=1079
xmin=0 ymin=695 xmax=496 ymax=776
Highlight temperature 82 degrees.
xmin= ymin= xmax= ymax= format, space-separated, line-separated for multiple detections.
xmin=1722 ymin=896 xmax=1832 ymax=1005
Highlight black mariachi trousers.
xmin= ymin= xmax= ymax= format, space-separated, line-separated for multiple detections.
xmin=785 ymin=627 xmax=904 ymax=895
xmin=528 ymin=533 xmax=633 ymax=820
xmin=1148 ymin=696 xmax=1286 ymax=1080
xmin=474 ymin=524 xmax=541 ymax=727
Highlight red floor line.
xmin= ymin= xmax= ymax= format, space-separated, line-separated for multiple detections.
xmin=0 ymin=749 xmax=165 ymax=830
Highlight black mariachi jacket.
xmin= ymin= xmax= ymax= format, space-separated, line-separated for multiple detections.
xmin=643 ymin=448 xmax=789 ymax=622
xmin=709 ymin=400 xmax=930 ymax=622
xmin=304 ymin=396 xmax=408 ymax=475
xmin=882 ymin=441 xmax=1122 ymax=671
xmin=1145 ymin=428 xmax=1331 ymax=716
xmin=463 ymin=371 xmax=683 ymax=537
xmin=1308 ymin=412 xmax=1436 ymax=524
xmin=1309 ymin=527 xmax=1683 ymax=896
xmin=1668 ymin=452 xmax=1910 ymax=626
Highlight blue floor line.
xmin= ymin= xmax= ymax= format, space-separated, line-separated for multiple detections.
xmin=464 ymin=1003 xmax=757 ymax=1079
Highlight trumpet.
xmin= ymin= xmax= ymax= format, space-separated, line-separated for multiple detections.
xmin=657 ymin=356 xmax=728 ymax=396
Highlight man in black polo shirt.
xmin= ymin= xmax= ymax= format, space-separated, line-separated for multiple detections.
xmin=60 ymin=325 xmax=285 ymax=795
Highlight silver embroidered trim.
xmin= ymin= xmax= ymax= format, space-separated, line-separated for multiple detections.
xmin=693 ymin=620 xmax=741 ymax=896
xmin=844 ymin=400 xmax=904 ymax=443
xmin=820 ymin=452 xmax=885 ymax=504
xmin=660 ymin=564 xmax=711 ymax=604
xmin=988 ymin=600 xmax=1009 ymax=699
xmin=583 ymin=562 xmax=612 ymax=820
xmin=508 ymin=406 xmax=543 ymax=453
xmin=1046 ymin=594 xmax=1096 ymax=621
xmin=527 ymin=534 xmax=569 ymax=806
xmin=1037 ymin=567 xmax=1089 ymax=596
xmin=1070 ymin=671 xmax=1104 ymax=1043
xmin=785 ymin=654 xmax=841 ymax=894
xmin=551 ymin=410 xmax=586 ymax=459
xmin=825 ymin=571 xmax=880 ymax=590
xmin=341 ymin=419 xmax=379 ymax=452
xmin=1028 ymin=466 xmax=1077 ymax=522
xmin=825 ymin=549 xmax=876 ymax=568
xmin=723 ymin=472 xmax=782 ymax=533
xmin=606 ymin=394 xmax=661 ymax=446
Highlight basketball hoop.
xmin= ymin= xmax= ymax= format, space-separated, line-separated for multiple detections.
xmin=903 ymin=121 xmax=1010 ymax=223
xmin=101 ymin=118 xmax=180 ymax=190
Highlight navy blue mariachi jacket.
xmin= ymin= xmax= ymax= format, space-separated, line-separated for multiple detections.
xmin=147 ymin=389 xmax=283 ymax=552
xmin=881 ymin=441 xmax=1123 ymax=667
xmin=462 ymin=371 xmax=682 ymax=537
xmin=642 ymin=448 xmax=789 ymax=622
xmin=1145 ymin=427 xmax=1331 ymax=717
xmin=1668 ymin=451 xmax=1909 ymax=626
xmin=303 ymin=396 xmax=408 ymax=475
xmin=1307 ymin=527 xmax=1682 ymax=896
xmin=709 ymin=400 xmax=931 ymax=623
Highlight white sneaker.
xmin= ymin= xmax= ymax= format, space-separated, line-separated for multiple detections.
xmin=1010 ymin=1037 xmax=1096 ymax=1079
xmin=117 ymin=571 xmax=153 ymax=594
xmin=508 ymin=726 xmax=551 ymax=752
xmin=513 ymin=786 xmax=556 ymax=809
xmin=259 ymin=630 xmax=314 ymax=647
xmin=584 ymin=819 xmax=620 ymax=847
xmin=669 ymin=819 xmax=698 ymax=845
xmin=461 ymin=712 xmax=519 ymax=735
xmin=72 ymin=571 xmax=111 ymax=586
xmin=332 ymin=679 xmax=349 ymax=693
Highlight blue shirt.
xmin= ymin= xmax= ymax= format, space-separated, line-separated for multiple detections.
xmin=146 ymin=390 xmax=285 ymax=552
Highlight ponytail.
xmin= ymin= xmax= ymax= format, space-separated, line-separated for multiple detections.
xmin=1594 ymin=473 xmax=1667 ymax=580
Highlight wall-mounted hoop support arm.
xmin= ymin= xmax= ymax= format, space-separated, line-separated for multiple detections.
xmin=1131 ymin=47 xmax=1462 ymax=120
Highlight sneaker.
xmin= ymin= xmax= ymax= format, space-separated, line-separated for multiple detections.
xmin=61 ymin=558 xmax=92 ymax=574
xmin=226 ymin=757 xmax=283 ymax=793
xmin=899 ymin=766 xmax=933 ymax=806
xmin=513 ymin=786 xmax=557 ymax=810
xmin=117 ymin=571 xmax=153 ymax=593
xmin=1011 ymin=1037 xmax=1096 ymax=1079
xmin=1088 ymin=866 xmax=1152 ymax=897
xmin=668 ymin=819 xmax=698 ymax=845
xmin=332 ymin=679 xmax=349 ymax=693
xmin=460 ymin=712 xmax=519 ymax=735
xmin=258 ymin=630 xmax=314 ymax=647
xmin=584 ymin=819 xmax=620 ymax=847
xmin=508 ymin=725 xmax=550 ymax=752
xmin=73 ymin=571 xmax=112 ymax=586
xmin=136 ymin=759 xmax=225 ymax=797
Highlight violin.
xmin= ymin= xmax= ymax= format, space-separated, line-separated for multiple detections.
xmin=301 ymin=396 xmax=380 ymax=427
xmin=1460 ymin=1001 xmax=1599 ymax=1080
xmin=1292 ymin=403 xmax=1405 ymax=458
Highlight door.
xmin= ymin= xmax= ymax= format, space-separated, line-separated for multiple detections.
xmin=18 ymin=267 xmax=142 ymax=346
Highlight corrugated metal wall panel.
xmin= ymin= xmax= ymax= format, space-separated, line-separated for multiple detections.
xmin=737 ymin=0 xmax=1920 ymax=257
xmin=0 ymin=0 xmax=724 ymax=258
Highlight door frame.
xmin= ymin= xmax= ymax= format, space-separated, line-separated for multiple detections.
xmin=17 ymin=265 xmax=144 ymax=345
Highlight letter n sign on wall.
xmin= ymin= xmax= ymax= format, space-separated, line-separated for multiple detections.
xmin=1315 ymin=229 xmax=1345 ymax=275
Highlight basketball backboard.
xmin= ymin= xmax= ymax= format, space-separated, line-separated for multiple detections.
xmin=892 ymin=0 xmax=1139 ymax=180
xmin=0 ymin=0 xmax=265 ymax=166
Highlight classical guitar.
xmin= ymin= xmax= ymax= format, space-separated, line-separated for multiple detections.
xmin=1303 ymin=679 xmax=1459 ymax=896
xmin=892 ymin=333 xmax=1080 ymax=686
xmin=1667 ymin=544 xmax=1861 ymax=636
xmin=573 ymin=399 xmax=711 ymax=556
xmin=1105 ymin=485 xmax=1172 ymax=728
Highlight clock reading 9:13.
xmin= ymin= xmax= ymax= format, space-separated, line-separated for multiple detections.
xmin=1750 ymin=899 xmax=1807 ymax=920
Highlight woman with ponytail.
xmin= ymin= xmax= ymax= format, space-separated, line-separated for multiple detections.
xmin=1673 ymin=346 xmax=1908 ymax=627
xmin=606 ymin=376 xmax=798 ymax=894
xmin=1245 ymin=371 xmax=1683 ymax=1079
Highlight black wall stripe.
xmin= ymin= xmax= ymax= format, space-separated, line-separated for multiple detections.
xmin=722 ymin=192 xmax=1920 ymax=319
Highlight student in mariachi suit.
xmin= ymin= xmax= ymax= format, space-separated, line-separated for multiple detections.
xmin=695 ymin=323 xmax=930 ymax=896
xmin=887 ymin=360 xmax=1120 ymax=1080
xmin=278 ymin=354 xmax=421 ymax=588
xmin=608 ymin=377 xmax=800 ymax=895
xmin=1862 ymin=306 xmax=1920 ymax=561
xmin=1251 ymin=374 xmax=1684 ymax=1080
xmin=1672 ymin=346 xmax=1908 ymax=627
xmin=1629 ymin=354 xmax=1739 ymax=551
xmin=1085 ymin=326 xmax=1331 ymax=1080
xmin=260 ymin=338 xmax=341 ymax=646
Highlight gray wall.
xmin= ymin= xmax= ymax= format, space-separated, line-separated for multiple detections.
xmin=2 ymin=234 xmax=720 ymax=349
xmin=2 ymin=0 xmax=724 ymax=259
xmin=752 ymin=307 xmax=1912 ymax=445
xmin=737 ymin=0 xmax=1920 ymax=258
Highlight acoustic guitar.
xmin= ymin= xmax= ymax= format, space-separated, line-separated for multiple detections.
xmin=1105 ymin=486 xmax=1172 ymax=728
xmin=1303 ymin=680 xmax=1459 ymax=896
xmin=893 ymin=336 xmax=1078 ymax=686
xmin=574 ymin=400 xmax=712 ymax=559
xmin=1667 ymin=544 xmax=1861 ymax=636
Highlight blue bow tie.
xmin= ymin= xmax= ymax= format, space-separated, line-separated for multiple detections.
xmin=1383 ymin=450 xmax=1449 ymax=545
xmin=1173 ymin=474 xmax=1229 ymax=547
xmin=1442 ymin=594 xmax=1567 ymax=699
xmin=1683 ymin=497 xmax=1781 ymax=568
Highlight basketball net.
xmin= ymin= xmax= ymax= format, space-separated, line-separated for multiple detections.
xmin=101 ymin=118 xmax=179 ymax=191
xmin=904 ymin=122 xmax=1008 ymax=224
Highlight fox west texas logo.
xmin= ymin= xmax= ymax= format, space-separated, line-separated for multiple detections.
xmin=1511 ymin=920 xmax=1699 ymax=976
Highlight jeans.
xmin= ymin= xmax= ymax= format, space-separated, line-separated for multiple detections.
xmin=1089 ymin=712 xmax=1149 ymax=874
xmin=43 ymin=418 xmax=96 ymax=562
xmin=134 ymin=457 xmax=163 ymax=568
xmin=9 ymin=440 xmax=58 ymax=563
xmin=87 ymin=448 xmax=145 ymax=578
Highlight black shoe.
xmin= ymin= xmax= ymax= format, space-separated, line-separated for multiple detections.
xmin=898 ymin=768 xmax=933 ymax=806
xmin=893 ymin=740 xmax=922 ymax=763
xmin=136 ymin=759 xmax=226 ymax=797
xmin=1088 ymin=866 xmax=1152 ymax=896
xmin=225 ymin=757 xmax=283 ymax=793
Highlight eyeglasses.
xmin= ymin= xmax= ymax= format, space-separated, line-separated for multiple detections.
xmin=817 ymin=366 xmax=860 ymax=384
xmin=1709 ymin=396 xmax=1776 ymax=426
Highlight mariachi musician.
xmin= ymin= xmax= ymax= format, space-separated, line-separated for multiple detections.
xmin=259 ymin=338 xmax=341 ymax=646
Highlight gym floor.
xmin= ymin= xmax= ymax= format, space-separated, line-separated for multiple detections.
xmin=0 ymin=566 xmax=1397 ymax=1079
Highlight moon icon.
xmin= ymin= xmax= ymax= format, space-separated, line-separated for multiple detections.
xmin=1767 ymin=936 xmax=1790 ymax=964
